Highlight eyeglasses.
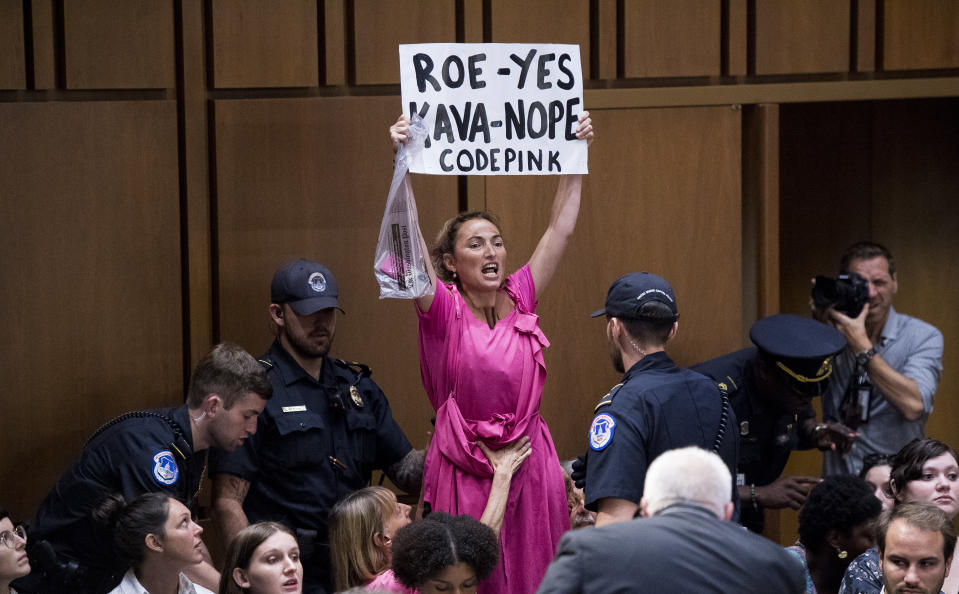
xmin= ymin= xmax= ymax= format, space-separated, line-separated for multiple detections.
xmin=0 ymin=525 xmax=27 ymax=549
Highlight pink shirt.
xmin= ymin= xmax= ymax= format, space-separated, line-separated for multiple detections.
xmin=366 ymin=569 xmax=417 ymax=593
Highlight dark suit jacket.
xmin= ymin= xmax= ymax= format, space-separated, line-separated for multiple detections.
xmin=537 ymin=503 xmax=805 ymax=594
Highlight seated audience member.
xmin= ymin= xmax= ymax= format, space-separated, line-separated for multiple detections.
xmin=839 ymin=438 xmax=959 ymax=594
xmin=1 ymin=506 xmax=30 ymax=594
xmin=391 ymin=513 xmax=499 ymax=594
xmin=330 ymin=438 xmax=530 ymax=592
xmin=95 ymin=493 xmax=214 ymax=594
xmin=859 ymin=453 xmax=895 ymax=512
xmin=785 ymin=475 xmax=881 ymax=594
xmin=560 ymin=461 xmax=595 ymax=530
xmin=537 ymin=446 xmax=805 ymax=593
xmin=878 ymin=502 xmax=956 ymax=594
xmin=219 ymin=522 xmax=302 ymax=594
xmin=329 ymin=487 xmax=413 ymax=593
xmin=18 ymin=342 xmax=269 ymax=593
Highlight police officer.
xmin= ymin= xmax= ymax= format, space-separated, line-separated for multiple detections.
xmin=692 ymin=314 xmax=852 ymax=533
xmin=14 ymin=343 xmax=271 ymax=594
xmin=210 ymin=259 xmax=422 ymax=594
xmin=583 ymin=272 xmax=738 ymax=527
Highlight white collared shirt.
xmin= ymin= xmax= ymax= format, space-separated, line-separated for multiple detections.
xmin=107 ymin=567 xmax=215 ymax=594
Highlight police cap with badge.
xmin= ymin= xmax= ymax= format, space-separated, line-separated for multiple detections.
xmin=750 ymin=313 xmax=846 ymax=398
xmin=271 ymin=258 xmax=346 ymax=315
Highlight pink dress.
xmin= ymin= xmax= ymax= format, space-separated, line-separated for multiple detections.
xmin=417 ymin=264 xmax=569 ymax=594
xmin=366 ymin=569 xmax=417 ymax=593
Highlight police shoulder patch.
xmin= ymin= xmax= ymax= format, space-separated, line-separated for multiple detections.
xmin=589 ymin=413 xmax=616 ymax=451
xmin=152 ymin=450 xmax=180 ymax=486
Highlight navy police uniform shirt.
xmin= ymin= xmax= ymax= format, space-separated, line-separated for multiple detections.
xmin=26 ymin=405 xmax=203 ymax=580
xmin=584 ymin=351 xmax=737 ymax=511
xmin=692 ymin=347 xmax=816 ymax=532
xmin=208 ymin=341 xmax=412 ymax=590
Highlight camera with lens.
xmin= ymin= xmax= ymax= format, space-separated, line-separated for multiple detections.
xmin=811 ymin=272 xmax=869 ymax=317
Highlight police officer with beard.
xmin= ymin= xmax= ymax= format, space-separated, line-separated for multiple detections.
xmin=210 ymin=260 xmax=423 ymax=594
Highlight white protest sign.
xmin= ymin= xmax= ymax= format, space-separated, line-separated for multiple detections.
xmin=399 ymin=43 xmax=587 ymax=176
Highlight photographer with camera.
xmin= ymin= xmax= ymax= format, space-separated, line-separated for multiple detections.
xmin=813 ymin=241 xmax=943 ymax=477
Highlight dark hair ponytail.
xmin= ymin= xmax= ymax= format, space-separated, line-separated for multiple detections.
xmin=93 ymin=492 xmax=170 ymax=568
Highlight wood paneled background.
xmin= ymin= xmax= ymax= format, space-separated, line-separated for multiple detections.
xmin=1 ymin=0 xmax=957 ymax=548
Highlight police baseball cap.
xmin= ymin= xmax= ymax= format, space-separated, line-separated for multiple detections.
xmin=750 ymin=314 xmax=846 ymax=392
xmin=590 ymin=272 xmax=679 ymax=320
xmin=270 ymin=259 xmax=345 ymax=316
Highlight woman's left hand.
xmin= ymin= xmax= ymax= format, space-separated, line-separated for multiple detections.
xmin=576 ymin=111 xmax=595 ymax=146
xmin=478 ymin=436 xmax=532 ymax=478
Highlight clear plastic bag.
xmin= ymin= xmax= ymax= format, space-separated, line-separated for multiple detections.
xmin=374 ymin=115 xmax=434 ymax=299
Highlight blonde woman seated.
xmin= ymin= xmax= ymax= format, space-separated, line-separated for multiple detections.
xmin=1 ymin=505 xmax=30 ymax=594
xmin=219 ymin=522 xmax=302 ymax=594
xmin=96 ymin=493 xmax=214 ymax=594
xmin=330 ymin=437 xmax=530 ymax=592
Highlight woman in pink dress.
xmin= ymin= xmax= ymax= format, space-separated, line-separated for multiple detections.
xmin=388 ymin=112 xmax=594 ymax=594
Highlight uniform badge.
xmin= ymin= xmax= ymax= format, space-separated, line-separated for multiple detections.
xmin=152 ymin=450 xmax=179 ymax=486
xmin=349 ymin=385 xmax=364 ymax=408
xmin=308 ymin=272 xmax=327 ymax=293
xmin=740 ymin=420 xmax=750 ymax=436
xmin=589 ymin=413 xmax=616 ymax=451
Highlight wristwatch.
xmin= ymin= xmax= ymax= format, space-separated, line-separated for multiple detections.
xmin=856 ymin=346 xmax=878 ymax=369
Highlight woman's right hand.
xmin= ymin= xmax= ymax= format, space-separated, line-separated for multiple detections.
xmin=390 ymin=114 xmax=411 ymax=151
xmin=478 ymin=436 xmax=532 ymax=478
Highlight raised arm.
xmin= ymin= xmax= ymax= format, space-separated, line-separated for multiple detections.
xmin=529 ymin=111 xmax=594 ymax=294
xmin=477 ymin=436 xmax=532 ymax=537
xmin=390 ymin=114 xmax=439 ymax=312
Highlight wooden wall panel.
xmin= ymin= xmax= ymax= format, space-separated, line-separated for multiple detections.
xmin=871 ymin=98 xmax=959 ymax=451
xmin=0 ymin=101 xmax=182 ymax=519
xmin=489 ymin=0 xmax=590 ymax=72
xmin=856 ymin=0 xmax=876 ymax=72
xmin=0 ymin=0 xmax=25 ymax=89
xmin=622 ymin=0 xmax=721 ymax=78
xmin=728 ymin=0 xmax=748 ymax=76
xmin=211 ymin=0 xmax=318 ymax=88
xmin=182 ymin=0 xmax=213 ymax=367
xmin=324 ymin=0 xmax=346 ymax=85
xmin=884 ymin=0 xmax=959 ymax=71
xmin=777 ymin=98 xmax=959 ymax=544
xmin=754 ymin=0 xmax=850 ymax=75
xmin=742 ymin=104 xmax=780 ymax=344
xmin=63 ymin=0 xmax=175 ymax=89
xmin=486 ymin=106 xmax=743 ymax=461
xmin=31 ymin=0 xmax=56 ymax=89
xmin=597 ymin=0 xmax=617 ymax=79
xmin=213 ymin=96 xmax=457 ymax=448
xmin=353 ymin=0 xmax=456 ymax=85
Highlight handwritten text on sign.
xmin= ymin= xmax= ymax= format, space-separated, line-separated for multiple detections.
xmin=399 ymin=43 xmax=586 ymax=176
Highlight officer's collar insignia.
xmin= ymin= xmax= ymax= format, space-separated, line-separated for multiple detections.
xmin=740 ymin=420 xmax=750 ymax=436
xmin=589 ymin=413 xmax=616 ymax=451
xmin=816 ymin=358 xmax=831 ymax=379
xmin=152 ymin=450 xmax=179 ymax=486
xmin=349 ymin=385 xmax=364 ymax=408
